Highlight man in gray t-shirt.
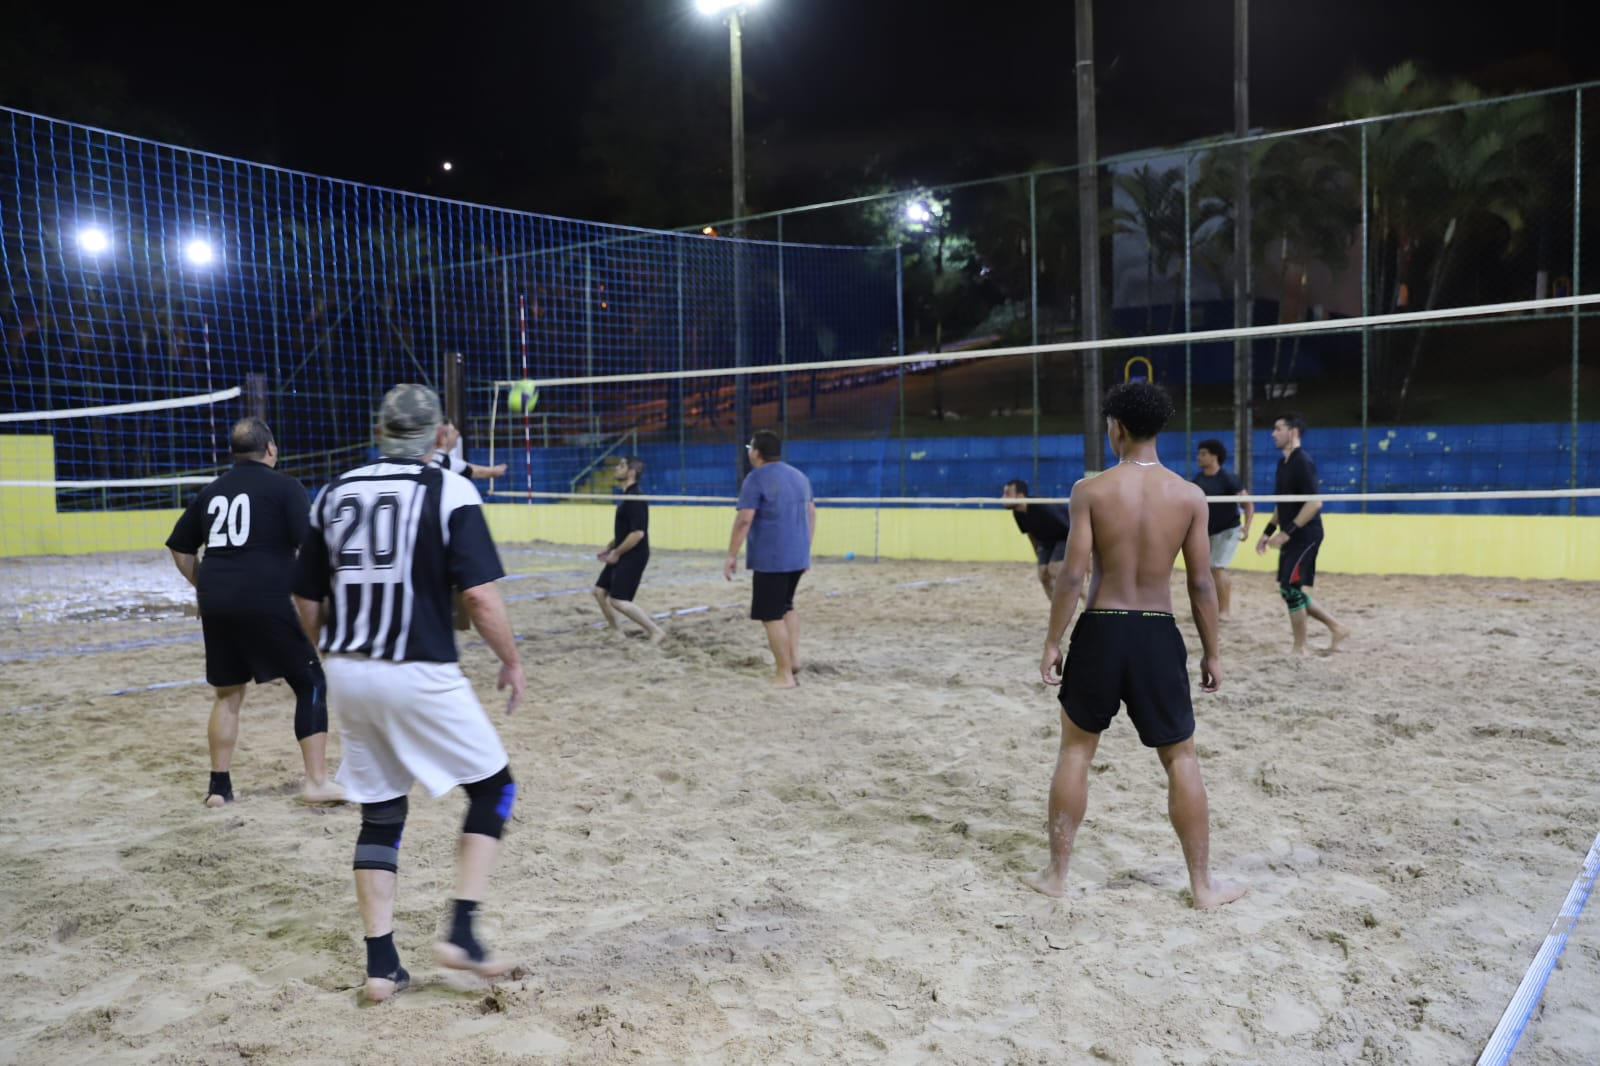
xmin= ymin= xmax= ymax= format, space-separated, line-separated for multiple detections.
xmin=724 ymin=430 xmax=816 ymax=688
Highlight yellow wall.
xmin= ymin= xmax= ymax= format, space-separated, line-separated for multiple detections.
xmin=0 ymin=435 xmax=183 ymax=556
xmin=5 ymin=435 xmax=1597 ymax=579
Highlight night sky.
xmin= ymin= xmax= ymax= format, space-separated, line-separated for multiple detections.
xmin=4 ymin=0 xmax=1595 ymax=227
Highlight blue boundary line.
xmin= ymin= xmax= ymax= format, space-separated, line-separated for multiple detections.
xmin=1477 ymin=830 xmax=1600 ymax=1065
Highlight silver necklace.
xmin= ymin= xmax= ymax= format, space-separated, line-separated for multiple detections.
xmin=1120 ymin=459 xmax=1160 ymax=467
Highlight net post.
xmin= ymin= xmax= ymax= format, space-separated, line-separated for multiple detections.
xmin=244 ymin=373 xmax=267 ymax=424
xmin=445 ymin=352 xmax=464 ymax=430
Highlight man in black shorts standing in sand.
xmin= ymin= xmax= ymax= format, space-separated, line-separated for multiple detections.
xmin=1002 ymin=479 xmax=1072 ymax=601
xmin=593 ymin=456 xmax=666 ymax=642
xmin=167 ymin=417 xmax=342 ymax=807
xmin=1023 ymin=382 xmax=1244 ymax=909
xmin=1255 ymin=413 xmax=1351 ymax=655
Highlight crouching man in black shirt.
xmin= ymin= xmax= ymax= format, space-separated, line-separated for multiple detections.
xmin=1002 ymin=479 xmax=1072 ymax=601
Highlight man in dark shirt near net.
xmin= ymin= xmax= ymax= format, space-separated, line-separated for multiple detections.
xmin=166 ymin=417 xmax=342 ymax=807
xmin=1255 ymin=413 xmax=1351 ymax=654
xmin=1191 ymin=440 xmax=1254 ymax=620
xmin=592 ymin=456 xmax=666 ymax=642
xmin=1002 ymin=479 xmax=1072 ymax=601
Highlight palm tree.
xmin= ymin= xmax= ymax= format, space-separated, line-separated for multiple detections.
xmin=1110 ymin=165 xmax=1186 ymax=336
xmin=1328 ymin=62 xmax=1549 ymax=418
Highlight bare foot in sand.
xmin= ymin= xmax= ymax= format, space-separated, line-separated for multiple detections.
xmin=1290 ymin=643 xmax=1308 ymax=657
xmin=204 ymin=792 xmax=231 ymax=809
xmin=1328 ymin=625 xmax=1352 ymax=652
xmin=435 ymin=941 xmax=515 ymax=979
xmin=299 ymin=780 xmax=346 ymax=805
xmin=649 ymin=627 xmax=668 ymax=645
xmin=1191 ymin=879 xmax=1248 ymax=909
xmin=362 ymin=966 xmax=410 ymax=1003
xmin=1020 ymin=869 xmax=1067 ymax=898
xmin=770 ymin=674 xmax=798 ymax=689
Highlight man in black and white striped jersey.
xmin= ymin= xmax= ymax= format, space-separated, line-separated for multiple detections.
xmin=292 ymin=383 xmax=525 ymax=1004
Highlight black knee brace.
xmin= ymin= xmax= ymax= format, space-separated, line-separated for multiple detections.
xmin=289 ymin=657 xmax=328 ymax=741
xmin=354 ymin=796 xmax=409 ymax=873
xmin=461 ymin=766 xmax=516 ymax=840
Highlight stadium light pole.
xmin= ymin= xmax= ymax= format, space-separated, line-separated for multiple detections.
xmin=698 ymin=0 xmax=756 ymax=482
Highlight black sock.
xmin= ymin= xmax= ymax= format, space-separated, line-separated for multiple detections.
xmin=365 ymin=932 xmax=401 ymax=978
xmin=448 ymin=899 xmax=484 ymax=961
xmin=208 ymin=771 xmax=232 ymax=799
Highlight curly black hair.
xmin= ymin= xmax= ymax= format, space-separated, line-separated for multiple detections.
xmin=1103 ymin=382 xmax=1174 ymax=441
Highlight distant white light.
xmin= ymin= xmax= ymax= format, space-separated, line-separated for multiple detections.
xmin=185 ymin=239 xmax=215 ymax=266
xmin=77 ymin=227 xmax=110 ymax=254
xmin=905 ymin=203 xmax=931 ymax=224
xmin=696 ymin=0 xmax=752 ymax=13
xmin=442 ymin=161 xmax=453 ymax=172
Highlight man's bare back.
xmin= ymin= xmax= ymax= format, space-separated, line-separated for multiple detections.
xmin=1076 ymin=462 xmax=1212 ymax=615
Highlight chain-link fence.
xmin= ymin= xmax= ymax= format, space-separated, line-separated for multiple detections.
xmin=716 ymin=80 xmax=1599 ymax=513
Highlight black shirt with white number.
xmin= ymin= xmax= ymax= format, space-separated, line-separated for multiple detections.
xmin=166 ymin=460 xmax=310 ymax=615
xmin=1274 ymin=447 xmax=1324 ymax=534
xmin=291 ymin=459 xmax=505 ymax=663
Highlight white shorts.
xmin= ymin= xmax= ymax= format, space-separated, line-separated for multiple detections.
xmin=1208 ymin=529 xmax=1241 ymax=569
xmin=324 ymin=656 xmax=509 ymax=803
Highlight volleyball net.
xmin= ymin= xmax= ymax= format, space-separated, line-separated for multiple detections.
xmin=465 ymin=292 xmax=1600 ymax=516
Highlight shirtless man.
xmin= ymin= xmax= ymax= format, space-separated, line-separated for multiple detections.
xmin=1023 ymin=382 xmax=1245 ymax=909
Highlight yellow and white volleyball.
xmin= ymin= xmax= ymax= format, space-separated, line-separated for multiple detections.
xmin=507 ymin=380 xmax=539 ymax=415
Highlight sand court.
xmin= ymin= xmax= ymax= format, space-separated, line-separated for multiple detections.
xmin=2 ymin=548 xmax=1597 ymax=1064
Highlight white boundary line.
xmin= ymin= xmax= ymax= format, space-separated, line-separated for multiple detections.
xmin=1477 ymin=830 xmax=1600 ymax=1065
xmin=0 ymin=386 xmax=242 ymax=423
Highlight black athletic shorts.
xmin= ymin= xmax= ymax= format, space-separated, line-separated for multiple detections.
xmin=201 ymin=605 xmax=319 ymax=689
xmin=1058 ymin=610 xmax=1194 ymax=748
xmin=596 ymin=546 xmax=649 ymax=602
xmin=1034 ymin=539 xmax=1068 ymax=567
xmin=750 ymin=570 xmax=804 ymax=622
xmin=1277 ymin=528 xmax=1322 ymax=588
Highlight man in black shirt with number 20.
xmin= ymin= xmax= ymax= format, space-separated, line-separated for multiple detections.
xmin=1255 ymin=413 xmax=1351 ymax=655
xmin=167 ymin=417 xmax=342 ymax=807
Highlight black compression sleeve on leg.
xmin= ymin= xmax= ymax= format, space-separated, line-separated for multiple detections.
xmin=355 ymin=796 xmax=409 ymax=872
xmin=461 ymin=766 xmax=516 ymax=840
xmin=289 ymin=657 xmax=329 ymax=741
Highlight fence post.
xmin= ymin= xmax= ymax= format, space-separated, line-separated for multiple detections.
xmin=778 ymin=213 xmax=788 ymax=442
xmin=1360 ymin=124 xmax=1371 ymax=512
xmin=896 ymin=246 xmax=907 ymax=498
xmin=677 ymin=241 xmax=687 ymax=494
xmin=1029 ymin=173 xmax=1040 ymax=487
xmin=1184 ymin=153 xmax=1194 ymax=470
xmin=1573 ymin=88 xmax=1584 ymax=516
